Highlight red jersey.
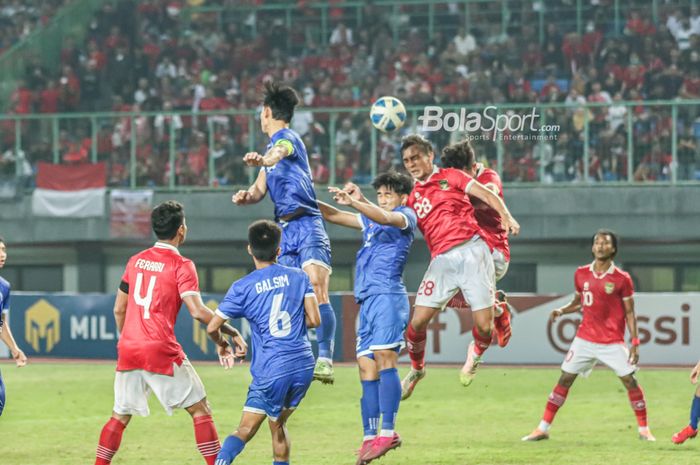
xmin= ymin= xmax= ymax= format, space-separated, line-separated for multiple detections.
xmin=471 ymin=167 xmax=510 ymax=261
xmin=408 ymin=167 xmax=485 ymax=258
xmin=574 ymin=262 xmax=634 ymax=344
xmin=117 ymin=242 xmax=199 ymax=375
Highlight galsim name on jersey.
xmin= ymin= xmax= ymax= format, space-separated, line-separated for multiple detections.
xmin=255 ymin=274 xmax=290 ymax=294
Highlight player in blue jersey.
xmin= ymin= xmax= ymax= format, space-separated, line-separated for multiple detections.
xmin=207 ymin=220 xmax=321 ymax=465
xmin=318 ymin=172 xmax=416 ymax=465
xmin=232 ymin=81 xmax=336 ymax=384
xmin=0 ymin=236 xmax=28 ymax=416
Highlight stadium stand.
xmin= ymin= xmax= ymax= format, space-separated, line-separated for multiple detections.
xmin=1 ymin=0 xmax=700 ymax=187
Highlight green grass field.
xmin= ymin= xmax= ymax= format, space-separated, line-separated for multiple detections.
xmin=0 ymin=362 xmax=698 ymax=465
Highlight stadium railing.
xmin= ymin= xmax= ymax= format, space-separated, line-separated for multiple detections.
xmin=182 ymin=0 xmax=666 ymax=47
xmin=0 ymin=0 xmax=107 ymax=111
xmin=0 ymin=99 xmax=698 ymax=190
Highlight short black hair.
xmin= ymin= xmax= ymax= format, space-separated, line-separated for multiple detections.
xmin=262 ymin=81 xmax=299 ymax=123
xmin=400 ymin=134 xmax=433 ymax=155
xmin=441 ymin=140 xmax=476 ymax=171
xmin=249 ymin=220 xmax=281 ymax=262
xmin=151 ymin=201 xmax=185 ymax=240
xmin=372 ymin=171 xmax=414 ymax=195
xmin=593 ymin=229 xmax=618 ymax=257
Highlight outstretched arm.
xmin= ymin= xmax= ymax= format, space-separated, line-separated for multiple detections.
xmin=329 ymin=187 xmax=407 ymax=228
xmin=468 ymin=180 xmax=520 ymax=236
xmin=243 ymin=141 xmax=292 ymax=168
xmin=184 ymin=294 xmax=248 ymax=363
xmin=318 ymin=200 xmax=363 ymax=229
xmin=232 ymin=168 xmax=268 ymax=205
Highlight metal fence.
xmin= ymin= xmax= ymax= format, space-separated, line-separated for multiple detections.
xmin=1 ymin=99 xmax=699 ymax=190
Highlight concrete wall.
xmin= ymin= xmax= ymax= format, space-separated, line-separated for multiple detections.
xmin=1 ymin=185 xmax=699 ymax=293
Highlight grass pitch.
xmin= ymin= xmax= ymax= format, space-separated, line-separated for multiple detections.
xmin=0 ymin=362 xmax=697 ymax=465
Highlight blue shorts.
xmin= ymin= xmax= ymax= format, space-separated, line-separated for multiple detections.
xmin=278 ymin=215 xmax=332 ymax=270
xmin=244 ymin=368 xmax=314 ymax=421
xmin=356 ymin=294 xmax=410 ymax=358
xmin=0 ymin=368 xmax=5 ymax=416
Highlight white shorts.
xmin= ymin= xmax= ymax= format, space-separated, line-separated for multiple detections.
xmin=113 ymin=359 xmax=206 ymax=416
xmin=561 ymin=337 xmax=636 ymax=378
xmin=415 ymin=237 xmax=495 ymax=311
xmin=492 ymin=248 xmax=509 ymax=282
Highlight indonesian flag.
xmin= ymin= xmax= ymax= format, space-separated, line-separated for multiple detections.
xmin=31 ymin=162 xmax=106 ymax=217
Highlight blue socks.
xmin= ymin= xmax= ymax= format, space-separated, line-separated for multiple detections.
xmin=216 ymin=435 xmax=245 ymax=464
xmin=690 ymin=395 xmax=700 ymax=429
xmin=379 ymin=368 xmax=401 ymax=432
xmin=360 ymin=379 xmax=380 ymax=437
xmin=273 ymin=462 xmax=289 ymax=465
xmin=317 ymin=303 xmax=336 ymax=360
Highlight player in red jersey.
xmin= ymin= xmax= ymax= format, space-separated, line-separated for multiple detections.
xmin=399 ymin=135 xmax=520 ymax=399
xmin=522 ymin=230 xmax=655 ymax=442
xmin=441 ymin=141 xmax=513 ymax=350
xmin=94 ymin=201 xmax=248 ymax=465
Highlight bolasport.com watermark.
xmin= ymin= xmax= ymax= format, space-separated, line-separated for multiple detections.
xmin=418 ymin=105 xmax=560 ymax=141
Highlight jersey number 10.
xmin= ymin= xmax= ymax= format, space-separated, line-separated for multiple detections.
xmin=269 ymin=293 xmax=292 ymax=337
xmin=135 ymin=273 xmax=156 ymax=319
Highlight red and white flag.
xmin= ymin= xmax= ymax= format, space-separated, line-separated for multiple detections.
xmin=32 ymin=162 xmax=107 ymax=217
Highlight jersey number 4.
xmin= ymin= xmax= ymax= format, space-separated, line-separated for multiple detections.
xmin=269 ymin=293 xmax=292 ymax=337
xmin=134 ymin=273 xmax=156 ymax=319
xmin=414 ymin=198 xmax=433 ymax=219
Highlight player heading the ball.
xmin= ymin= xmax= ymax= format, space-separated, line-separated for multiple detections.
xmin=232 ymin=81 xmax=336 ymax=385
xmin=399 ymin=134 xmax=520 ymax=400
xmin=207 ymin=219 xmax=321 ymax=465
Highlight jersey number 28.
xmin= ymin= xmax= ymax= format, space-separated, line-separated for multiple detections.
xmin=269 ymin=293 xmax=292 ymax=337
xmin=414 ymin=198 xmax=433 ymax=219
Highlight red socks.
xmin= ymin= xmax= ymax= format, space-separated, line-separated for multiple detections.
xmin=472 ymin=326 xmax=491 ymax=356
xmin=95 ymin=418 xmax=126 ymax=465
xmin=406 ymin=323 xmax=427 ymax=371
xmin=543 ymin=384 xmax=570 ymax=424
xmin=193 ymin=415 xmax=221 ymax=465
xmin=627 ymin=386 xmax=648 ymax=427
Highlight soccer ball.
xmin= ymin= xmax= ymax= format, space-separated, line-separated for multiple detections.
xmin=370 ymin=96 xmax=406 ymax=132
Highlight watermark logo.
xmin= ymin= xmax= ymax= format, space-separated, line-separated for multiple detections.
xmin=418 ymin=106 xmax=560 ymax=141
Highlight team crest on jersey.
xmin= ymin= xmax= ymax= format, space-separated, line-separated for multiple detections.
xmin=439 ymin=180 xmax=449 ymax=190
xmin=605 ymin=282 xmax=615 ymax=294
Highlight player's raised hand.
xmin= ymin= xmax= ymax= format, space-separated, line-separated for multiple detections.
xmin=502 ymin=215 xmax=520 ymax=236
xmin=232 ymin=190 xmax=252 ymax=205
xmin=217 ymin=342 xmax=235 ymax=369
xmin=12 ymin=348 xmax=27 ymax=367
xmin=549 ymin=308 xmax=563 ymax=323
xmin=343 ymin=182 xmax=363 ymax=200
xmin=628 ymin=345 xmax=639 ymax=365
xmin=691 ymin=361 xmax=700 ymax=384
xmin=243 ymin=152 xmax=265 ymax=167
xmin=328 ymin=186 xmax=353 ymax=205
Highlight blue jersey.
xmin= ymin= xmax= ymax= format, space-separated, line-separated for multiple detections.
xmin=264 ymin=127 xmax=321 ymax=220
xmin=354 ymin=206 xmax=417 ymax=302
xmin=217 ymin=264 xmax=316 ymax=384
xmin=0 ymin=276 xmax=10 ymax=327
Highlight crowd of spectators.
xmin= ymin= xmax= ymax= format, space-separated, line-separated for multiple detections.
xmin=2 ymin=0 xmax=700 ymax=187
xmin=0 ymin=0 xmax=71 ymax=55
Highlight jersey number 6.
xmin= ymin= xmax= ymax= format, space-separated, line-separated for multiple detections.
xmin=269 ymin=293 xmax=292 ymax=338
xmin=134 ymin=273 xmax=156 ymax=319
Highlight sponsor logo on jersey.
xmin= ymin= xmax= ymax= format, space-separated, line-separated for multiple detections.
xmin=583 ymin=282 xmax=590 ymax=291
xmin=605 ymin=282 xmax=615 ymax=294
xmin=25 ymin=299 xmax=61 ymax=353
